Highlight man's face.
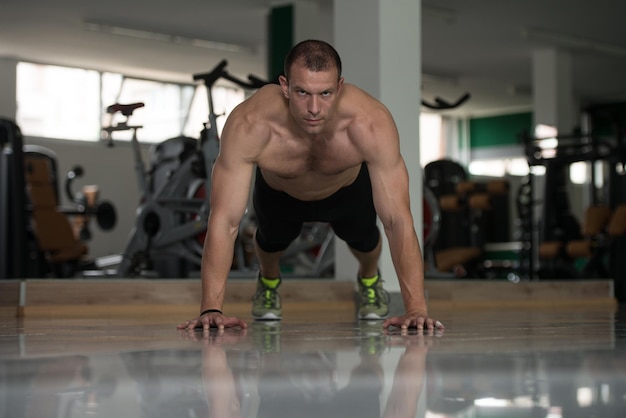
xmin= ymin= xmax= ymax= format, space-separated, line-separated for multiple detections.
xmin=279 ymin=61 xmax=344 ymax=135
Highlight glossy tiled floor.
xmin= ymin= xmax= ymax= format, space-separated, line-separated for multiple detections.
xmin=1 ymin=306 xmax=626 ymax=418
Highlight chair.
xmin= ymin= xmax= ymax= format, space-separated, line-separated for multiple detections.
xmin=566 ymin=204 xmax=626 ymax=277
xmin=565 ymin=205 xmax=613 ymax=259
xmin=536 ymin=205 xmax=607 ymax=278
xmin=607 ymin=204 xmax=626 ymax=238
xmin=24 ymin=155 xmax=88 ymax=276
xmin=428 ymin=180 xmax=494 ymax=277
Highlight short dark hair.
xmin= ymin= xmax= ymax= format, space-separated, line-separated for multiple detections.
xmin=283 ymin=39 xmax=342 ymax=80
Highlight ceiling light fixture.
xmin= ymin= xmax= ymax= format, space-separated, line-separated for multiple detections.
xmin=521 ymin=27 xmax=626 ymax=58
xmin=83 ymin=20 xmax=254 ymax=54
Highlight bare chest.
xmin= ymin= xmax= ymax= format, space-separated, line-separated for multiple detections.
xmin=261 ymin=133 xmax=362 ymax=176
xmin=257 ymin=134 xmax=364 ymax=199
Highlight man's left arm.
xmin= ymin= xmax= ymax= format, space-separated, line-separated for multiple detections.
xmin=362 ymin=109 xmax=444 ymax=331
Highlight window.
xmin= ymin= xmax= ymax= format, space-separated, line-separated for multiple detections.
xmin=16 ymin=62 xmax=245 ymax=143
xmin=420 ymin=112 xmax=443 ymax=167
xmin=101 ymin=75 xmax=195 ymax=142
xmin=16 ymin=62 xmax=101 ymax=140
xmin=183 ymin=83 xmax=245 ymax=140
xmin=469 ymin=158 xmax=530 ymax=177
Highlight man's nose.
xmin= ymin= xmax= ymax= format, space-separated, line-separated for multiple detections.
xmin=308 ymin=95 xmax=320 ymax=115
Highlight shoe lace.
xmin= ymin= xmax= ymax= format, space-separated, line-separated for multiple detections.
xmin=256 ymin=287 xmax=278 ymax=308
xmin=265 ymin=289 xmax=278 ymax=308
xmin=361 ymin=285 xmax=383 ymax=307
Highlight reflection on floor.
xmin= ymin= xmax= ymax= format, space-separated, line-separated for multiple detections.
xmin=1 ymin=306 xmax=626 ymax=417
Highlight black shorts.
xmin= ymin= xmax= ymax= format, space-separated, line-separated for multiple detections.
xmin=253 ymin=163 xmax=380 ymax=253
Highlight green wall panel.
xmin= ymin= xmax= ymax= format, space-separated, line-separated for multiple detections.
xmin=469 ymin=112 xmax=532 ymax=149
xmin=268 ymin=5 xmax=293 ymax=80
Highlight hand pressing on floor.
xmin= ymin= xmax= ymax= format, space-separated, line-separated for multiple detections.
xmin=176 ymin=309 xmax=247 ymax=331
xmin=383 ymin=311 xmax=444 ymax=333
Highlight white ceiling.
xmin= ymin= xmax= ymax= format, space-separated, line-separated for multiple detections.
xmin=2 ymin=0 xmax=626 ymax=118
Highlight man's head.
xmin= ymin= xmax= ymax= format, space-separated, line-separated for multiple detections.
xmin=283 ymin=39 xmax=342 ymax=81
xmin=279 ymin=40 xmax=344 ymax=135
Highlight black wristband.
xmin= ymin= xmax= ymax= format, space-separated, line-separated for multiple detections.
xmin=200 ymin=308 xmax=223 ymax=316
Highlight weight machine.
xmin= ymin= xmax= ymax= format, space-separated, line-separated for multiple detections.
xmin=1 ymin=118 xmax=117 ymax=278
xmin=0 ymin=118 xmax=28 ymax=279
xmin=519 ymin=107 xmax=626 ymax=295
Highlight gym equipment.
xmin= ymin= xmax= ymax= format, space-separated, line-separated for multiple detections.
xmin=607 ymin=204 xmax=626 ymax=288
xmin=564 ymin=204 xmax=624 ymax=277
xmin=421 ymin=93 xmax=471 ymax=111
xmin=23 ymin=148 xmax=118 ymax=233
xmin=25 ymin=155 xmax=89 ymax=276
xmin=585 ymin=104 xmax=626 ymax=299
xmin=423 ymin=159 xmax=514 ymax=278
xmin=422 ymin=184 xmax=456 ymax=277
xmin=107 ymin=62 xmax=261 ymax=277
xmin=515 ymin=175 xmax=535 ymax=280
xmin=23 ymin=149 xmax=118 ymax=277
xmin=64 ymin=165 xmax=118 ymax=239
xmin=0 ymin=118 xmax=28 ymax=279
xmin=111 ymin=60 xmax=335 ymax=278
xmin=424 ymin=159 xmax=469 ymax=249
xmin=521 ymin=108 xmax=626 ymax=286
xmin=0 ymin=117 xmax=118 ymax=279
xmin=423 ymin=159 xmax=483 ymax=277
xmin=536 ymin=203 xmax=603 ymax=279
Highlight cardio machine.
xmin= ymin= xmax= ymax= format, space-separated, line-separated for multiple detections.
xmin=108 ymin=60 xmax=335 ymax=278
xmin=107 ymin=60 xmax=268 ymax=278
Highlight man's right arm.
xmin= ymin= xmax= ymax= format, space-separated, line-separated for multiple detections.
xmin=177 ymin=89 xmax=275 ymax=331
xmin=175 ymin=150 xmax=254 ymax=331
xmin=177 ymin=98 xmax=267 ymax=330
xmin=199 ymin=153 xmax=254 ymax=316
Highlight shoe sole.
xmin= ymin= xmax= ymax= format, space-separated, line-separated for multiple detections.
xmin=253 ymin=313 xmax=282 ymax=320
xmin=359 ymin=313 xmax=388 ymax=320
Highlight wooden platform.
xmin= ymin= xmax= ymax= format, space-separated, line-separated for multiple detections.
xmin=0 ymin=278 xmax=617 ymax=318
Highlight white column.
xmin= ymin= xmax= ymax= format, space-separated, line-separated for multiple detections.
xmin=532 ymin=48 xmax=576 ymax=133
xmin=333 ymin=0 xmax=422 ymax=294
xmin=0 ymin=57 xmax=17 ymax=120
xmin=531 ymin=48 xmax=582 ymax=272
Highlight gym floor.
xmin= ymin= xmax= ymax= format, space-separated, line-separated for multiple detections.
xmin=1 ymin=296 xmax=625 ymax=418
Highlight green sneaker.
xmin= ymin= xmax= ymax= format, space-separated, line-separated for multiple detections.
xmin=252 ymin=273 xmax=282 ymax=320
xmin=357 ymin=272 xmax=390 ymax=319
